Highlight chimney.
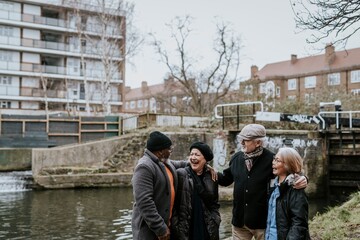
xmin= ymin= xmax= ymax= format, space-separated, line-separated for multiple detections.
xmin=250 ymin=65 xmax=258 ymax=79
xmin=325 ymin=43 xmax=335 ymax=65
xmin=164 ymin=76 xmax=175 ymax=89
xmin=141 ymin=81 xmax=148 ymax=93
xmin=125 ymin=86 xmax=131 ymax=93
xmin=291 ymin=54 xmax=297 ymax=64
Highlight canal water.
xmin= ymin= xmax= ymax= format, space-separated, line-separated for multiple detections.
xmin=0 ymin=172 xmax=327 ymax=240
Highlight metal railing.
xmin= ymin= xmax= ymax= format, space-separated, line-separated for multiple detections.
xmin=0 ymin=37 xmax=123 ymax=59
xmin=213 ymin=100 xmax=360 ymax=131
xmin=214 ymin=101 xmax=264 ymax=129
xmin=318 ymin=111 xmax=360 ymax=130
xmin=214 ymin=101 xmax=264 ymax=119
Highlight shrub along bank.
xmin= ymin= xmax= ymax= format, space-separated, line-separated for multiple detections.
xmin=309 ymin=191 xmax=360 ymax=240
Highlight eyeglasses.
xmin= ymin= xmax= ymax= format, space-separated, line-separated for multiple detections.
xmin=241 ymin=139 xmax=253 ymax=144
xmin=168 ymin=146 xmax=174 ymax=152
xmin=273 ymin=157 xmax=284 ymax=163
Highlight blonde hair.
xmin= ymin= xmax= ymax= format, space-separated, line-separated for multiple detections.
xmin=277 ymin=147 xmax=303 ymax=174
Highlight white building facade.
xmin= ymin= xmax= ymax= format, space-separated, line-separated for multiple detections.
xmin=0 ymin=0 xmax=125 ymax=115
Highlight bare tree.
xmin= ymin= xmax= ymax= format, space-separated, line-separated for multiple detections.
xmin=290 ymin=0 xmax=360 ymax=46
xmin=65 ymin=0 xmax=91 ymax=115
xmin=39 ymin=74 xmax=49 ymax=117
xmin=64 ymin=0 xmax=143 ymax=115
xmin=151 ymin=16 xmax=242 ymax=116
xmin=86 ymin=0 xmax=142 ymax=115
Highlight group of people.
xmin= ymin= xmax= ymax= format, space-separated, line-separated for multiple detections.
xmin=131 ymin=124 xmax=311 ymax=240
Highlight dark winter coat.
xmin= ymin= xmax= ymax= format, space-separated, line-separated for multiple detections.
xmin=171 ymin=165 xmax=221 ymax=240
xmin=131 ymin=150 xmax=186 ymax=240
xmin=217 ymin=148 xmax=275 ymax=229
xmin=271 ymin=181 xmax=311 ymax=240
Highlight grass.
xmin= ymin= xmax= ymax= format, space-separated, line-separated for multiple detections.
xmin=309 ymin=191 xmax=360 ymax=240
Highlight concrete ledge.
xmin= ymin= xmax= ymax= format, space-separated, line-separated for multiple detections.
xmin=33 ymin=173 xmax=133 ymax=189
xmin=33 ymin=172 xmax=235 ymax=202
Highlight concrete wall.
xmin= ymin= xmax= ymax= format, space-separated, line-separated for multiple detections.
xmin=31 ymin=134 xmax=137 ymax=175
xmin=222 ymin=130 xmax=325 ymax=198
xmin=0 ymin=148 xmax=32 ymax=171
xmin=4 ymin=129 xmax=325 ymax=197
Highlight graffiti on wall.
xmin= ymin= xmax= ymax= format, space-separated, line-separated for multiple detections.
xmin=213 ymin=138 xmax=227 ymax=172
xmin=265 ymin=136 xmax=319 ymax=149
xmin=281 ymin=114 xmax=320 ymax=124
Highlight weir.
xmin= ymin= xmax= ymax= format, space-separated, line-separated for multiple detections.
xmin=0 ymin=171 xmax=33 ymax=193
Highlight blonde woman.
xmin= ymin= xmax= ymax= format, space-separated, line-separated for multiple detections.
xmin=265 ymin=147 xmax=311 ymax=240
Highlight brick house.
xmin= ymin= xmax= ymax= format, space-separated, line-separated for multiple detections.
xmin=240 ymin=44 xmax=360 ymax=107
xmin=124 ymin=77 xmax=189 ymax=114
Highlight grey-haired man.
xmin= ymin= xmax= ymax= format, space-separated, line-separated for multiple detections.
xmin=217 ymin=124 xmax=308 ymax=240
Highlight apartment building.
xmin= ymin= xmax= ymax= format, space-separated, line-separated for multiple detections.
xmin=124 ymin=78 xmax=189 ymax=114
xmin=241 ymin=44 xmax=360 ymax=105
xmin=0 ymin=0 xmax=125 ymax=115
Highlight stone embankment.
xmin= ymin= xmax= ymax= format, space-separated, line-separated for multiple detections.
xmin=31 ymin=128 xmax=325 ymax=199
xmin=31 ymin=129 xmax=235 ymax=200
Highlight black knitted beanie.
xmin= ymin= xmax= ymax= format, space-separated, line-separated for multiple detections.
xmin=146 ymin=131 xmax=172 ymax=152
xmin=190 ymin=141 xmax=214 ymax=162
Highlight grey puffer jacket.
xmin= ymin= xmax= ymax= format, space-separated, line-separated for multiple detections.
xmin=171 ymin=165 xmax=221 ymax=240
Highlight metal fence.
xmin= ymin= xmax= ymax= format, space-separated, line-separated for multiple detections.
xmin=0 ymin=113 xmax=208 ymax=147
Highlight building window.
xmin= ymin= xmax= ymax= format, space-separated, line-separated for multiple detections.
xmin=0 ymin=76 xmax=12 ymax=85
xmin=304 ymin=76 xmax=316 ymax=88
xmin=0 ymin=2 xmax=15 ymax=11
xmin=130 ymin=101 xmax=135 ymax=109
xmin=305 ymin=93 xmax=314 ymax=103
xmin=137 ymin=100 xmax=143 ymax=108
xmin=259 ymin=83 xmax=266 ymax=94
xmin=144 ymin=99 xmax=148 ymax=108
xmin=171 ymin=96 xmax=177 ymax=104
xmin=287 ymin=95 xmax=296 ymax=100
xmin=0 ymin=26 xmax=14 ymax=37
xmin=328 ymin=73 xmax=340 ymax=85
xmin=351 ymin=89 xmax=360 ymax=95
xmin=276 ymin=86 xmax=281 ymax=97
xmin=351 ymin=70 xmax=360 ymax=83
xmin=125 ymin=102 xmax=129 ymax=109
xmin=1 ymin=101 xmax=11 ymax=108
xmin=288 ymin=78 xmax=297 ymax=90
xmin=244 ymin=85 xmax=253 ymax=95
xmin=0 ymin=51 xmax=13 ymax=61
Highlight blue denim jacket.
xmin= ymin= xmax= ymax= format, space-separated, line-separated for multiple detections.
xmin=265 ymin=177 xmax=280 ymax=240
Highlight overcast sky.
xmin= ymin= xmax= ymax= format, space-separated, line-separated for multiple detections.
xmin=125 ymin=0 xmax=360 ymax=89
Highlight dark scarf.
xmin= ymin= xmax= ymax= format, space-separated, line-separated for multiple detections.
xmin=244 ymin=146 xmax=263 ymax=171
xmin=186 ymin=167 xmax=211 ymax=240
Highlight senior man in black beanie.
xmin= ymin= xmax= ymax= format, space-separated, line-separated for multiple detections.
xmin=171 ymin=141 xmax=221 ymax=240
xmin=132 ymin=131 xmax=187 ymax=240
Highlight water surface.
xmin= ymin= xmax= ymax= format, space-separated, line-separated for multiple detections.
xmin=0 ymin=187 xmax=330 ymax=239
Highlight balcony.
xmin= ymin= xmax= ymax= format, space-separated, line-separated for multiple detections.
xmin=32 ymin=89 xmax=66 ymax=98
xmin=0 ymin=37 xmax=122 ymax=58
xmin=0 ymin=61 xmax=122 ymax=82
xmin=0 ymin=10 xmax=123 ymax=37
xmin=0 ymin=86 xmax=19 ymax=96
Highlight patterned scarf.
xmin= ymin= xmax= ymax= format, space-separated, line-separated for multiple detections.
xmin=244 ymin=146 xmax=263 ymax=172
